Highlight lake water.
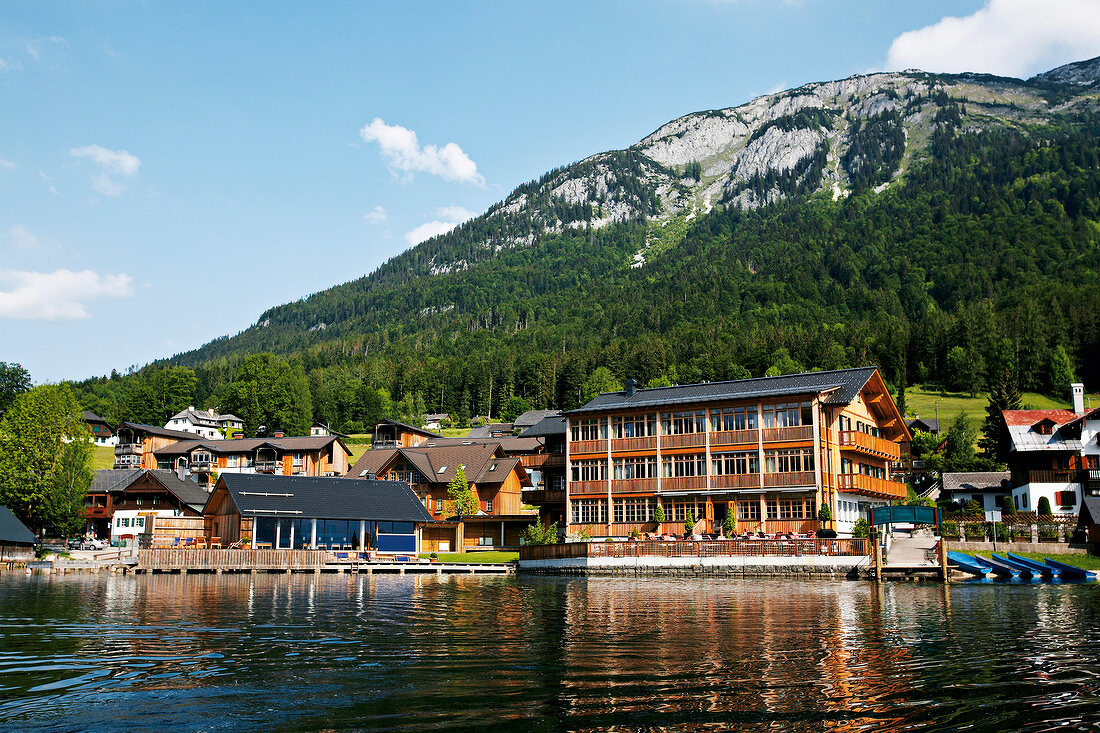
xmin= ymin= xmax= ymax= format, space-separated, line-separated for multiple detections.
xmin=0 ymin=573 xmax=1098 ymax=732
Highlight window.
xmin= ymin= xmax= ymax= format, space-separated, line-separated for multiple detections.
xmin=761 ymin=402 xmax=811 ymax=428
xmin=570 ymin=418 xmax=607 ymax=442
xmin=389 ymin=459 xmax=424 ymax=486
xmin=764 ymin=448 xmax=815 ymax=474
xmin=571 ymin=459 xmax=607 ymax=482
xmin=613 ymin=498 xmax=654 ymax=523
xmin=550 ymin=475 xmax=565 ymax=492
xmin=486 ymin=498 xmax=493 ymax=513
xmin=663 ymin=501 xmax=704 ymax=522
xmin=661 ymin=410 xmax=706 ymax=435
xmin=662 ymin=453 xmax=706 ymax=477
xmin=293 ymin=452 xmax=304 ymax=467
xmin=136 ymin=497 xmax=143 ymax=506
xmin=711 ymin=451 xmax=760 ymax=475
xmin=572 ymin=498 xmax=607 ymax=524
xmin=737 ymin=501 xmax=760 ymax=521
xmin=610 ymin=414 xmax=657 ymax=438
xmin=435 ymin=498 xmax=443 ymax=513
xmin=858 ymin=462 xmax=885 ymax=479
xmin=710 ymin=406 xmax=758 ymax=432
xmin=1088 ymin=456 xmax=1100 ymax=470
xmin=1056 ymin=490 xmax=1076 ymax=507
xmin=226 ymin=455 xmax=239 ymax=468
xmin=840 ymin=457 xmax=854 ymax=474
xmin=613 ymin=456 xmax=657 ymax=479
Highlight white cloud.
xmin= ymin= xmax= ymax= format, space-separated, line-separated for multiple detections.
xmin=405 ymin=206 xmax=477 ymax=245
xmin=0 ymin=158 xmax=15 ymax=170
xmin=70 ymin=144 xmax=141 ymax=196
xmin=7 ymin=225 xmax=40 ymax=250
xmin=0 ymin=269 xmax=134 ymax=320
xmin=359 ymin=118 xmax=484 ymax=185
xmin=885 ymin=0 xmax=1100 ymax=78
xmin=70 ymin=144 xmax=141 ymax=176
xmin=364 ymin=205 xmax=388 ymax=224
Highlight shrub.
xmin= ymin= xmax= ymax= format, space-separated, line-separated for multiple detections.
xmin=684 ymin=510 xmax=695 ymax=535
xmin=521 ymin=519 xmax=559 ymax=546
xmin=964 ymin=499 xmax=983 ymax=515
xmin=817 ymin=505 xmax=832 ymax=522
xmin=852 ymin=518 xmax=870 ymax=539
xmin=1001 ymin=496 xmax=1017 ymax=516
xmin=722 ymin=513 xmax=735 ymax=537
xmin=1037 ymin=496 xmax=1052 ymax=516
xmin=993 ymin=523 xmax=1009 ymax=542
xmin=941 ymin=521 xmax=959 ymax=537
xmin=654 ymin=505 xmax=666 ymax=523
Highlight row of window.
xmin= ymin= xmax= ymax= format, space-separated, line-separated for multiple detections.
xmin=571 ymin=448 xmax=817 ymax=481
xmin=115 ymin=517 xmax=146 ymax=528
xmin=572 ymin=402 xmax=822 ymax=442
xmin=839 ymin=415 xmax=881 ymax=438
xmin=839 ymin=458 xmax=885 ymax=479
xmin=423 ymin=497 xmax=494 ymax=513
xmin=570 ymin=497 xmax=817 ymax=524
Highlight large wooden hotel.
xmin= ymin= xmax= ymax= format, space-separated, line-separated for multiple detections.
xmin=564 ymin=367 xmax=909 ymax=538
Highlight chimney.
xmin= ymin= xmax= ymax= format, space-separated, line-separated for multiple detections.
xmin=232 ymin=431 xmax=243 ymax=440
xmin=1072 ymin=383 xmax=1085 ymax=415
xmin=624 ymin=378 xmax=637 ymax=397
xmin=273 ymin=430 xmax=285 ymax=438
xmin=176 ymin=464 xmax=187 ymax=482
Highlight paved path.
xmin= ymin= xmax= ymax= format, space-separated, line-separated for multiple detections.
xmin=887 ymin=537 xmax=938 ymax=566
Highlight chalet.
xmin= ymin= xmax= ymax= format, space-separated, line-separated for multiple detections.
xmin=165 ymin=406 xmax=244 ymax=440
xmin=939 ymin=471 xmax=1013 ymax=512
xmin=564 ymin=367 xmax=910 ymax=539
xmin=348 ymin=441 xmax=535 ymax=552
xmin=1077 ymin=497 xmax=1100 ymax=546
xmin=113 ymin=422 xmax=202 ymax=470
xmin=513 ymin=409 xmax=563 ymax=435
xmin=153 ymin=435 xmax=351 ymax=488
xmin=203 ymin=473 xmax=432 ymax=553
xmin=372 ymin=419 xmax=441 ymax=448
xmin=83 ymin=469 xmax=209 ymax=546
xmin=468 ymin=422 xmax=515 ymax=438
xmin=424 ymin=413 xmax=449 ymax=431
xmin=906 ymin=417 xmax=940 ymax=435
xmin=518 ymin=415 xmax=567 ymax=527
xmin=1003 ymin=384 xmax=1100 ymax=515
xmin=0 ymin=506 xmax=36 ymax=563
xmin=83 ymin=411 xmax=117 ymax=446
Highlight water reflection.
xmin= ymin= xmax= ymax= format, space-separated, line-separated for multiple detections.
xmin=0 ymin=573 xmax=1098 ymax=732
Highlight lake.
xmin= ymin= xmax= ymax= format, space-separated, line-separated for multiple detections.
xmin=0 ymin=573 xmax=1098 ymax=732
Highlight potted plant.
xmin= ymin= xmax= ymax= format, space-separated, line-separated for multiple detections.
xmin=429 ymin=552 xmax=439 ymax=563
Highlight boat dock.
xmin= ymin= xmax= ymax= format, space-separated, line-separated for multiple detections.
xmin=132 ymin=549 xmax=513 ymax=575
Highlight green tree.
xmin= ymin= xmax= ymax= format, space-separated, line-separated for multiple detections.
xmin=446 ymin=465 xmax=478 ymax=517
xmin=764 ymin=348 xmax=803 ymax=377
xmin=851 ymin=518 xmax=870 ymax=539
xmin=978 ymin=368 xmax=1019 ymax=464
xmin=0 ymin=384 xmax=90 ymax=533
xmin=964 ymin=499 xmax=982 ymax=515
xmin=684 ymin=509 xmax=696 ymax=534
xmin=654 ymin=504 xmax=666 ymax=523
xmin=521 ymin=519 xmax=558 ymax=545
xmin=220 ymin=354 xmax=312 ymax=436
xmin=1001 ymin=496 xmax=1017 ymax=516
xmin=1046 ymin=345 xmax=1076 ymax=399
xmin=1037 ymin=496 xmax=1052 ymax=516
xmin=0 ymin=362 xmax=32 ymax=415
xmin=582 ymin=367 xmax=622 ymax=403
xmin=50 ymin=438 xmax=95 ymax=537
xmin=500 ymin=395 xmax=530 ymax=422
xmin=722 ymin=512 xmax=735 ymax=537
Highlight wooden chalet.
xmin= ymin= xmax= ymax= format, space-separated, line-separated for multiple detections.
xmin=113 ymin=422 xmax=200 ymax=470
xmin=203 ymin=473 xmax=432 ymax=553
xmin=83 ymin=469 xmax=209 ymax=546
xmin=348 ymin=441 xmax=536 ymax=552
xmin=83 ymin=410 xmax=116 ymax=446
xmin=518 ymin=415 xmax=567 ymax=527
xmin=372 ymin=419 xmax=441 ymax=449
xmin=152 ymin=435 xmax=352 ymax=488
xmin=564 ymin=367 xmax=910 ymax=539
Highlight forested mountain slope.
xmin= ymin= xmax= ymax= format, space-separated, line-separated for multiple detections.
xmin=76 ymin=58 xmax=1100 ymax=432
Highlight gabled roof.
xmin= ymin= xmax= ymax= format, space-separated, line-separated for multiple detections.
xmin=347 ymin=442 xmax=530 ymax=487
xmin=168 ymin=407 xmax=243 ymax=428
xmin=117 ymin=422 xmax=203 ymax=441
xmin=90 ymin=468 xmax=143 ymax=494
xmin=218 ymin=473 xmax=433 ymax=523
xmin=1079 ymin=497 xmax=1100 ymax=528
xmin=0 ymin=506 xmax=35 ymax=545
xmin=566 ymin=367 xmax=880 ymax=415
xmin=941 ymin=471 xmax=1011 ymax=495
xmin=153 ymin=435 xmax=350 ymax=457
xmin=373 ymin=419 xmax=440 ymax=440
xmin=513 ymin=409 xmax=561 ymax=429
xmin=1002 ymin=409 xmax=1082 ymax=452
xmin=906 ymin=417 xmax=939 ymax=434
xmin=146 ymin=470 xmax=212 ymax=511
xmin=83 ymin=410 xmax=111 ymax=426
xmin=519 ymin=415 xmax=566 ymax=438
xmin=468 ymin=423 xmax=514 ymax=438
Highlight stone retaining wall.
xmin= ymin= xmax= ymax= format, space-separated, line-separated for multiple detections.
xmin=946 ymin=541 xmax=1090 ymax=555
xmin=519 ymin=555 xmax=870 ymax=578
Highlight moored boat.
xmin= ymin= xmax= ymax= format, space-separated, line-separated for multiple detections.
xmin=1044 ymin=558 xmax=1098 ymax=581
xmin=1006 ymin=553 xmax=1060 ymax=579
xmin=946 ymin=550 xmax=993 ymax=577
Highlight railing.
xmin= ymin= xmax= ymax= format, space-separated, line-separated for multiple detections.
xmin=83 ymin=506 xmax=110 ymax=517
xmin=838 ymin=473 xmax=907 ymax=499
xmin=113 ymin=456 xmax=141 ymax=469
xmin=519 ymin=454 xmax=565 ymax=468
xmin=661 ymin=433 xmax=706 ymax=449
xmin=373 ymin=440 xmax=399 ymax=449
xmin=763 ymin=471 xmax=816 ymax=488
xmin=711 ymin=473 xmax=761 ymax=489
xmin=571 ymin=439 xmax=607 ymax=455
xmin=660 ymin=476 xmax=706 ymax=492
xmin=255 ymin=461 xmax=280 ymax=473
xmin=570 ymin=480 xmax=606 ymax=495
xmin=761 ymin=425 xmax=813 ymax=443
xmin=709 ymin=430 xmax=759 ymax=447
xmin=735 ymin=519 xmax=819 ymax=535
xmin=611 ymin=477 xmax=658 ymax=494
xmin=523 ymin=489 xmax=565 ymax=505
xmin=839 ymin=430 xmax=901 ymax=460
xmin=610 ymin=436 xmax=658 ymax=452
xmin=190 ymin=460 xmax=215 ymax=471
xmin=115 ymin=443 xmax=142 ymax=456
xmin=1024 ymin=469 xmax=1083 ymax=485
xmin=138 ymin=549 xmax=332 ymax=571
xmin=520 ymin=537 xmax=869 ymax=561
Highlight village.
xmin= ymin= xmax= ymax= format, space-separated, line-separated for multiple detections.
xmin=4 ymin=367 xmax=1097 ymax=580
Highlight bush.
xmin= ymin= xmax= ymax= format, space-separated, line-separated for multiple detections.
xmin=817 ymin=505 xmax=832 ymax=522
xmin=851 ymin=518 xmax=870 ymax=539
xmin=722 ymin=513 xmax=735 ymax=537
xmin=993 ymin=523 xmax=1009 ymax=542
xmin=521 ymin=520 xmax=558 ymax=546
xmin=684 ymin=510 xmax=695 ymax=535
xmin=654 ymin=505 xmax=666 ymax=523
xmin=1037 ymin=496 xmax=1052 ymax=516
xmin=941 ymin=520 xmax=959 ymax=537
xmin=1001 ymin=496 xmax=1017 ymax=516
xmin=964 ymin=499 xmax=983 ymax=515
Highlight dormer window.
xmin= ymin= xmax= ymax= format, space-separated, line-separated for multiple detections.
xmin=1033 ymin=419 xmax=1056 ymax=435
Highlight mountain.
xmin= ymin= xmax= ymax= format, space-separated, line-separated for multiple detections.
xmin=81 ymin=59 xmax=1100 ymax=430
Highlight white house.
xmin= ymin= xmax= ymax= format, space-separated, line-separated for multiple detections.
xmin=165 ymin=407 xmax=245 ymax=441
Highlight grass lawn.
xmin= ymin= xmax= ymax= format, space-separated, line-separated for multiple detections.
xmin=974 ymin=550 xmax=1100 ymax=571
xmin=904 ymin=384 xmax=1096 ymax=427
xmin=418 ymin=551 xmax=518 ymax=564
xmin=92 ymin=445 xmax=115 ymax=470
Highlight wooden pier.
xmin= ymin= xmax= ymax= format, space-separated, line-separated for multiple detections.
xmin=135 ymin=549 xmax=512 ymax=575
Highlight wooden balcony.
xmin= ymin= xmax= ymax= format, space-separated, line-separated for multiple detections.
xmin=611 ymin=477 xmax=658 ymax=494
xmin=761 ymin=425 xmax=813 ymax=443
xmin=115 ymin=443 xmax=142 ymax=456
xmin=711 ymin=473 xmax=761 ymax=489
xmin=763 ymin=471 xmax=816 ymax=488
xmin=519 ymin=454 xmax=565 ymax=468
xmin=570 ymin=479 xmax=606 ymax=496
xmin=113 ymin=455 xmax=141 ymax=469
xmin=661 ymin=432 xmax=706 ymax=449
xmin=255 ymin=460 xmax=280 ymax=474
xmin=838 ymin=473 xmax=907 ymax=499
xmin=839 ymin=430 xmax=901 ymax=461
xmin=189 ymin=460 xmax=215 ymax=472
xmin=709 ymin=429 xmax=759 ymax=447
xmin=610 ymin=436 xmax=657 ymax=452
xmin=523 ymin=489 xmax=565 ymax=505
xmin=571 ymin=439 xmax=607 ymax=456
xmin=1023 ymin=469 xmax=1083 ymax=485
xmin=660 ymin=476 xmax=706 ymax=492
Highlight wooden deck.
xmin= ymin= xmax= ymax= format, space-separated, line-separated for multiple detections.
xmin=135 ymin=549 xmax=512 ymax=574
xmin=521 ymin=538 xmax=869 ymax=561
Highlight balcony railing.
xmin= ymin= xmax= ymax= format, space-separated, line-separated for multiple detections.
xmin=1023 ymin=469 xmax=1083 ymax=485
xmin=660 ymin=476 xmax=706 ymax=492
xmin=711 ymin=473 xmax=761 ymax=489
xmin=523 ymin=489 xmax=565 ymax=505
xmin=189 ymin=460 xmax=215 ymax=472
xmin=519 ymin=454 xmax=565 ymax=468
xmin=838 ymin=473 xmax=907 ymax=499
xmin=113 ymin=456 xmax=141 ymax=469
xmin=839 ymin=430 xmax=901 ymax=461
xmin=570 ymin=480 xmax=606 ymax=495
xmin=763 ymin=471 xmax=816 ymax=488
xmin=611 ymin=477 xmax=658 ymax=494
xmin=571 ymin=439 xmax=607 ymax=456
xmin=761 ymin=425 xmax=813 ymax=443
xmin=610 ymin=436 xmax=658 ymax=452
xmin=709 ymin=429 xmax=759 ymax=447
xmin=115 ymin=443 xmax=142 ymax=456
xmin=661 ymin=433 xmax=706 ymax=449
xmin=255 ymin=460 xmax=280 ymax=474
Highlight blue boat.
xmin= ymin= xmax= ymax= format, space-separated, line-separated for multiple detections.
xmin=1007 ymin=553 xmax=1060 ymax=579
xmin=982 ymin=554 xmax=1023 ymax=578
xmin=946 ymin=550 xmax=993 ymax=577
xmin=1044 ymin=558 xmax=1099 ymax=581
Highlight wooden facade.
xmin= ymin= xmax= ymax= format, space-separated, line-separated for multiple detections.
xmin=565 ymin=368 xmax=909 ymax=539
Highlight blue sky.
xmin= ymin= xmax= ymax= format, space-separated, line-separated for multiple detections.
xmin=2 ymin=0 xmax=1097 ymax=382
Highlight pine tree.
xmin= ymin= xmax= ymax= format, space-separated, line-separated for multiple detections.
xmin=446 ymin=465 xmax=478 ymax=517
xmin=979 ymin=368 xmax=1020 ymax=464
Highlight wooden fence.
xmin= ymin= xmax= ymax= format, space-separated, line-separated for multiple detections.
xmin=138 ymin=549 xmax=333 ymax=571
xmin=151 ymin=516 xmax=207 ymax=540
xmin=520 ymin=538 xmax=869 ymax=562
